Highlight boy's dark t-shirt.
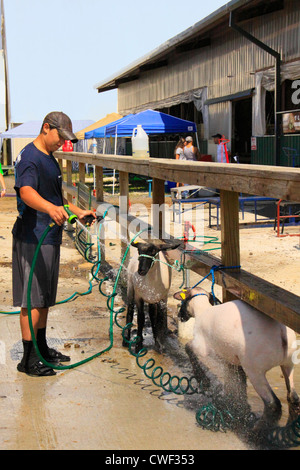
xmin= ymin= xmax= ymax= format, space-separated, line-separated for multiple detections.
xmin=12 ymin=142 xmax=64 ymax=245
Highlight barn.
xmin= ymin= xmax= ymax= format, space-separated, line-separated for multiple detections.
xmin=94 ymin=0 xmax=300 ymax=166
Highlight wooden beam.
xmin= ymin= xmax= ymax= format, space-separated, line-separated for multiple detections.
xmin=55 ymin=152 xmax=300 ymax=201
xmin=149 ymin=159 xmax=300 ymax=200
xmin=165 ymin=246 xmax=300 ymax=333
xmin=220 ymin=190 xmax=240 ymax=302
xmin=56 ymin=152 xmax=150 ymax=178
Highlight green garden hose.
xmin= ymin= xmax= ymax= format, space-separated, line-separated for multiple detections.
xmin=26 ymin=203 xmax=121 ymax=370
xmin=26 ymin=222 xmax=114 ymax=371
xmin=4 ymin=204 xmax=300 ymax=447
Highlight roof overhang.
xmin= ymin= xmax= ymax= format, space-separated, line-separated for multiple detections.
xmin=94 ymin=0 xmax=284 ymax=94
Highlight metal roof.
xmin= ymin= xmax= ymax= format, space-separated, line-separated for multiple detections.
xmin=94 ymin=0 xmax=284 ymax=94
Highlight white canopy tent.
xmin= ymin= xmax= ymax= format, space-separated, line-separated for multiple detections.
xmin=0 ymin=120 xmax=94 ymax=166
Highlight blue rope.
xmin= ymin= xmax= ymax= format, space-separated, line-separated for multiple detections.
xmin=191 ymin=264 xmax=241 ymax=305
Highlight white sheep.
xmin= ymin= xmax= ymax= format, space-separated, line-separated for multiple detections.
xmin=123 ymin=240 xmax=180 ymax=353
xmin=174 ymin=286 xmax=300 ymax=430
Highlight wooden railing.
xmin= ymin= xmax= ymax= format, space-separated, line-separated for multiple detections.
xmin=55 ymin=151 xmax=300 ymax=333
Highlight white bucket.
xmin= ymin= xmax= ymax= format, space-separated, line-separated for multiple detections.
xmin=91 ymin=138 xmax=97 ymax=155
xmin=132 ymin=125 xmax=149 ymax=158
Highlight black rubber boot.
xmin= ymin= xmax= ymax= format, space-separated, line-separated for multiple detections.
xmin=37 ymin=328 xmax=70 ymax=363
xmin=17 ymin=339 xmax=56 ymax=377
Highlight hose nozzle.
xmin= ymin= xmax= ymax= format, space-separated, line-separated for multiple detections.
xmin=64 ymin=204 xmax=77 ymax=224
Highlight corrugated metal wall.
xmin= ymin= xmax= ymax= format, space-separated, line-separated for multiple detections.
xmin=251 ymin=135 xmax=300 ymax=166
xmin=118 ymin=0 xmax=300 ymax=114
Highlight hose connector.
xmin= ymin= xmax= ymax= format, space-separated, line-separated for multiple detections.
xmin=64 ymin=204 xmax=77 ymax=224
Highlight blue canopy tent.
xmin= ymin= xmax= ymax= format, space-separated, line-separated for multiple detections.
xmin=85 ymin=109 xmax=198 ymax=159
xmin=84 ymin=125 xmax=106 ymax=139
xmin=104 ymin=109 xmax=197 ymax=138
xmin=85 ymin=109 xmax=198 ymax=194
xmin=84 ymin=115 xmax=134 ymax=139
xmin=108 ymin=109 xmax=197 ymax=154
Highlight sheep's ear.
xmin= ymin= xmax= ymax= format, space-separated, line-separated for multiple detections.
xmin=131 ymin=241 xmax=141 ymax=249
xmin=173 ymin=291 xmax=183 ymax=300
xmin=209 ymin=293 xmax=222 ymax=306
xmin=173 ymin=288 xmax=189 ymax=300
xmin=160 ymin=241 xmax=181 ymax=252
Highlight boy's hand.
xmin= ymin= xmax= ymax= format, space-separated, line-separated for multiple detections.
xmin=48 ymin=205 xmax=69 ymax=226
xmin=78 ymin=210 xmax=96 ymax=226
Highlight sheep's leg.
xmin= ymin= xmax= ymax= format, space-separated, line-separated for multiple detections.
xmin=281 ymin=364 xmax=300 ymax=423
xmin=135 ymin=298 xmax=145 ymax=353
xmin=185 ymin=342 xmax=218 ymax=392
xmin=223 ymin=364 xmax=252 ymax=418
xmin=245 ymin=368 xmax=282 ymax=430
xmin=149 ymin=303 xmax=157 ymax=342
xmin=122 ymin=293 xmax=135 ymax=347
xmin=224 ymin=364 xmax=247 ymax=400
xmin=154 ymin=300 xmax=168 ymax=352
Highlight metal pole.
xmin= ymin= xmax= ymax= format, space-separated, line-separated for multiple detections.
xmin=229 ymin=12 xmax=281 ymax=166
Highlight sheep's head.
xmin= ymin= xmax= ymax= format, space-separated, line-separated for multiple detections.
xmin=174 ymin=289 xmax=195 ymax=322
xmin=174 ymin=287 xmax=211 ymax=322
xmin=131 ymin=240 xmax=181 ymax=276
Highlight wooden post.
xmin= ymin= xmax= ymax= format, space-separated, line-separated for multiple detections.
xmin=94 ymin=165 xmax=105 ymax=263
xmin=152 ymin=178 xmax=165 ymax=239
xmin=95 ymin=166 xmax=104 ymax=202
xmin=220 ymin=189 xmax=240 ymax=302
xmin=93 ymin=166 xmax=105 ymax=264
xmin=79 ymin=162 xmax=85 ymax=184
xmin=57 ymin=158 xmax=63 ymax=174
xmin=66 ymin=160 xmax=73 ymax=203
xmin=119 ymin=171 xmax=129 ymax=262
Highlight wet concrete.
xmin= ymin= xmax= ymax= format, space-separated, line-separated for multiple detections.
xmin=1 ymin=257 xmax=299 ymax=451
xmin=1 ymin=275 xmax=251 ymax=451
xmin=0 ymin=188 xmax=300 ymax=451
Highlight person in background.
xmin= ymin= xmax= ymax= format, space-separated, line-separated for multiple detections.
xmin=12 ymin=111 xmax=95 ymax=377
xmin=174 ymin=138 xmax=186 ymax=191
xmin=0 ymin=161 xmax=6 ymax=197
xmin=212 ymin=133 xmax=230 ymax=163
xmin=174 ymin=137 xmax=186 ymax=160
xmin=183 ymin=136 xmax=201 ymax=161
xmin=177 ymin=136 xmax=201 ymax=197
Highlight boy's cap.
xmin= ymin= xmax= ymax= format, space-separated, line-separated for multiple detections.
xmin=185 ymin=136 xmax=193 ymax=142
xmin=43 ymin=111 xmax=78 ymax=143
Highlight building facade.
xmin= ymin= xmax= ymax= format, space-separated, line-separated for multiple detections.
xmin=95 ymin=0 xmax=300 ymax=165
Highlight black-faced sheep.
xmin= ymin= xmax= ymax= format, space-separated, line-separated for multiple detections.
xmin=123 ymin=240 xmax=180 ymax=353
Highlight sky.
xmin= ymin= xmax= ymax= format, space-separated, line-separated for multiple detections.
xmin=3 ymin=0 xmax=227 ymax=125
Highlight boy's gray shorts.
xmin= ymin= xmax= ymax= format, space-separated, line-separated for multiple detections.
xmin=12 ymin=237 xmax=60 ymax=308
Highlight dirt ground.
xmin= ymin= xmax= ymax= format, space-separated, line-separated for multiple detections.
xmin=0 ymin=175 xmax=299 ymax=451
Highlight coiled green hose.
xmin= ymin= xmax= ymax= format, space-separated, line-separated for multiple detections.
xmin=266 ymin=415 xmax=300 ymax=448
xmin=7 ymin=207 xmax=300 ymax=446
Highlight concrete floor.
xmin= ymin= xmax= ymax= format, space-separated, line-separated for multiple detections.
xmin=0 ymin=187 xmax=299 ymax=451
xmin=1 ymin=269 xmax=252 ymax=451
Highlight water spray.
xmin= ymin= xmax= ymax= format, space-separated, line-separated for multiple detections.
xmin=3 ymin=203 xmax=300 ymax=448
